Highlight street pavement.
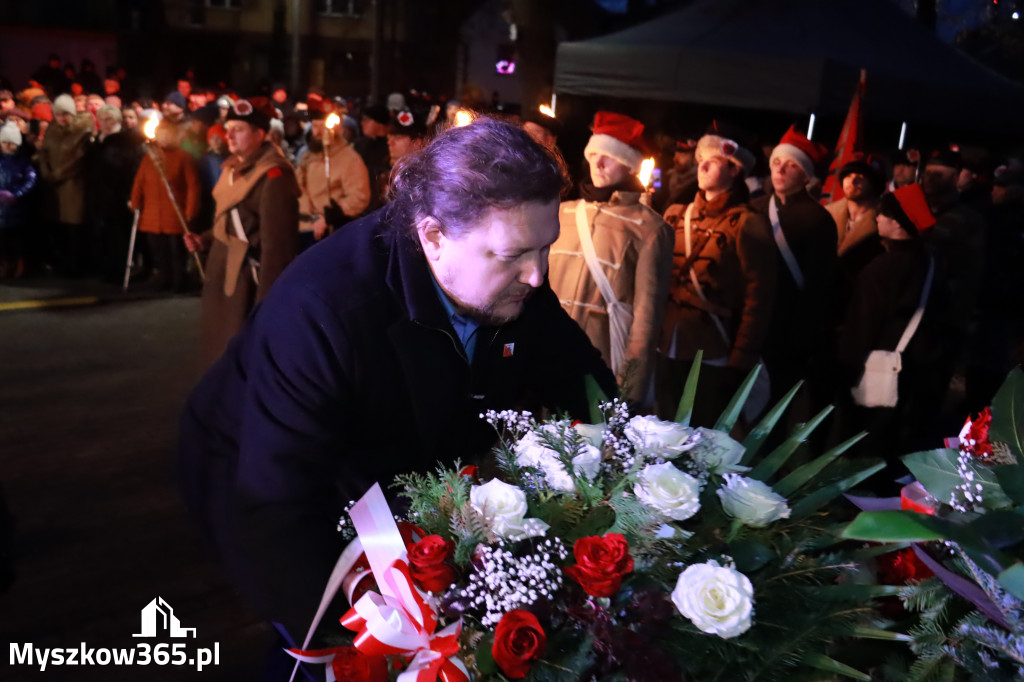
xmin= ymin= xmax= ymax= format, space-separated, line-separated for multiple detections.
xmin=0 ymin=277 xmax=271 ymax=681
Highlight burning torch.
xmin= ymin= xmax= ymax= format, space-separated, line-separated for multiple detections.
xmin=143 ymin=116 xmax=205 ymax=280
xmin=323 ymin=112 xmax=340 ymax=203
xmin=638 ymin=157 xmax=655 ymax=207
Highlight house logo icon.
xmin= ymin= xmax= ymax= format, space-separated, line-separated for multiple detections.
xmin=132 ymin=597 xmax=196 ymax=638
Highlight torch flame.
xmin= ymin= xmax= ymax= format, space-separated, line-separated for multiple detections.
xmin=325 ymin=113 xmax=341 ymax=130
xmin=538 ymin=104 xmax=554 ymax=118
xmin=143 ymin=116 xmax=159 ymax=140
xmin=638 ymin=157 xmax=655 ymax=189
xmin=454 ymin=109 xmax=474 ymax=128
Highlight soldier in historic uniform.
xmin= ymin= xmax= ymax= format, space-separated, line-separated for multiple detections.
xmin=184 ymin=99 xmax=300 ymax=370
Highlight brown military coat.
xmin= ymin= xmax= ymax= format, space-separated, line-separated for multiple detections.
xmin=199 ymin=142 xmax=300 ymax=370
xmin=547 ymin=191 xmax=673 ymax=405
xmin=661 ymin=190 xmax=777 ymax=370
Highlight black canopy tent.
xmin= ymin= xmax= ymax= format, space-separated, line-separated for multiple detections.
xmin=554 ymin=0 xmax=1024 ymax=133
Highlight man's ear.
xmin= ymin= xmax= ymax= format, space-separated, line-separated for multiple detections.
xmin=416 ymin=216 xmax=445 ymax=261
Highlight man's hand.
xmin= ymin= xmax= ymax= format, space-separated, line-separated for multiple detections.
xmin=322 ymin=199 xmax=348 ymax=230
xmin=312 ymin=216 xmax=329 ymax=240
xmin=183 ymin=232 xmax=210 ymax=253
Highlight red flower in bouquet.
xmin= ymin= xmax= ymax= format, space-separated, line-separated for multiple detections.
xmin=877 ymin=547 xmax=933 ymax=585
xmin=459 ymin=465 xmax=479 ymax=480
xmin=330 ymin=647 xmax=388 ymax=682
xmin=492 ymin=610 xmax=546 ymax=679
xmin=408 ymin=535 xmax=455 ymax=593
xmin=961 ymin=407 xmax=993 ymax=461
xmin=565 ymin=533 xmax=634 ymax=598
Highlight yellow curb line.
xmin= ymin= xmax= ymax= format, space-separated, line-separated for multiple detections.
xmin=0 ymin=296 xmax=101 ymax=312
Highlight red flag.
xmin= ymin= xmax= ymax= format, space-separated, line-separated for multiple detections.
xmin=821 ymin=69 xmax=866 ymax=204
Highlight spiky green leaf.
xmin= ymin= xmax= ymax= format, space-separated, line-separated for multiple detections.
xmin=674 ymin=350 xmax=703 ymax=425
xmin=748 ymin=406 xmax=834 ymax=484
xmin=773 ymin=431 xmax=865 ymax=497
xmin=740 ymin=380 xmax=803 ymax=464
xmin=713 ymin=363 xmax=761 ymax=433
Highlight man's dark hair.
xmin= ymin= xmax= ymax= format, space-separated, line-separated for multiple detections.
xmin=388 ymin=116 xmax=569 ymax=240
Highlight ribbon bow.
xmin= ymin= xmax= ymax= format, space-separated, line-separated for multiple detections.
xmin=288 ymin=483 xmax=467 ymax=682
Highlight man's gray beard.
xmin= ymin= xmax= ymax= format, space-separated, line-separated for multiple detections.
xmin=452 ymin=299 xmax=524 ymax=327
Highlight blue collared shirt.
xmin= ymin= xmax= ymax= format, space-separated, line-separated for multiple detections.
xmin=430 ymin=275 xmax=481 ymax=362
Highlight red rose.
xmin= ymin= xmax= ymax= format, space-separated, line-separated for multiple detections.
xmin=877 ymin=547 xmax=933 ymax=585
xmin=964 ymin=407 xmax=993 ymax=461
xmin=408 ymin=535 xmax=455 ymax=593
xmin=492 ymin=610 xmax=546 ymax=679
xmin=330 ymin=647 xmax=388 ymax=682
xmin=564 ymin=533 xmax=634 ymax=598
xmin=459 ymin=465 xmax=479 ymax=479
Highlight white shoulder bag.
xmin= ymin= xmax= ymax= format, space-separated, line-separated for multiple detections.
xmin=575 ymin=200 xmax=633 ymax=375
xmin=851 ymin=255 xmax=934 ymax=408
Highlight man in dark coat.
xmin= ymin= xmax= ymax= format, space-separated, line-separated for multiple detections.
xmin=177 ymin=117 xmax=615 ymax=653
xmin=753 ymin=126 xmax=837 ymax=421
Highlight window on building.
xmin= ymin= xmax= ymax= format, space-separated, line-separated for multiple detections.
xmin=206 ymin=0 xmax=242 ymax=9
xmin=316 ymin=0 xmax=368 ymax=17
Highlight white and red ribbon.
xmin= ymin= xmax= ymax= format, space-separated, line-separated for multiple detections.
xmin=287 ymin=483 xmax=467 ymax=682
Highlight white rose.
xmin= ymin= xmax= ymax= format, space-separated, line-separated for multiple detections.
xmin=633 ymin=462 xmax=701 ymax=521
xmin=470 ymin=479 xmax=549 ymax=539
xmin=716 ymin=474 xmax=791 ymax=527
xmin=625 ymin=415 xmax=699 ymax=459
xmin=515 ymin=429 xmax=600 ymax=493
xmin=672 ymin=560 xmax=754 ymax=639
xmin=689 ymin=427 xmax=749 ymax=475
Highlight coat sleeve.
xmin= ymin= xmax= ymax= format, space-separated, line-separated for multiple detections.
xmin=233 ymin=285 xmax=354 ymax=640
xmin=184 ymin=154 xmax=202 ymax=223
xmin=730 ymin=213 xmax=778 ymax=369
xmin=255 ymin=171 xmax=299 ymax=303
xmin=623 ymin=216 xmax=674 ymax=404
xmin=129 ymin=157 xmax=147 ymax=212
xmin=11 ymin=162 xmax=37 ymax=198
xmin=336 ymin=149 xmax=371 ymax=218
xmin=530 ymin=285 xmax=617 ymax=416
xmin=296 ymin=155 xmax=313 ymax=217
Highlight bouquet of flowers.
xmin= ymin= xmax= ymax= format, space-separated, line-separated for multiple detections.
xmin=843 ymin=368 xmax=1024 ymax=680
xmin=291 ymin=361 xmax=887 ymax=682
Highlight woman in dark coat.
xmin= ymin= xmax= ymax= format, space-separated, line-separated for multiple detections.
xmin=836 ymin=183 xmax=946 ymax=465
xmin=87 ymin=104 xmax=144 ymax=283
xmin=0 ymin=123 xmax=37 ymax=277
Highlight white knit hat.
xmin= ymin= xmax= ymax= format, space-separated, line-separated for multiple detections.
xmin=52 ymin=94 xmax=76 ymax=116
xmin=0 ymin=122 xmax=21 ymax=146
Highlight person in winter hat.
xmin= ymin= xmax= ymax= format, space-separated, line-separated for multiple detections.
xmin=548 ymin=111 xmax=674 ymax=409
xmin=837 ymin=183 xmax=946 ymax=462
xmin=37 ymin=92 xmax=93 ymax=276
xmin=755 ymin=126 xmax=837 ymax=426
xmin=658 ymin=121 xmax=777 ymax=425
xmin=826 ymin=153 xmax=886 ymax=273
xmin=0 ymin=121 xmax=37 ymax=277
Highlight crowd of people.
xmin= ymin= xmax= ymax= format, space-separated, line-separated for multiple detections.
xmin=1 ymin=55 xmax=1023 ymax=466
